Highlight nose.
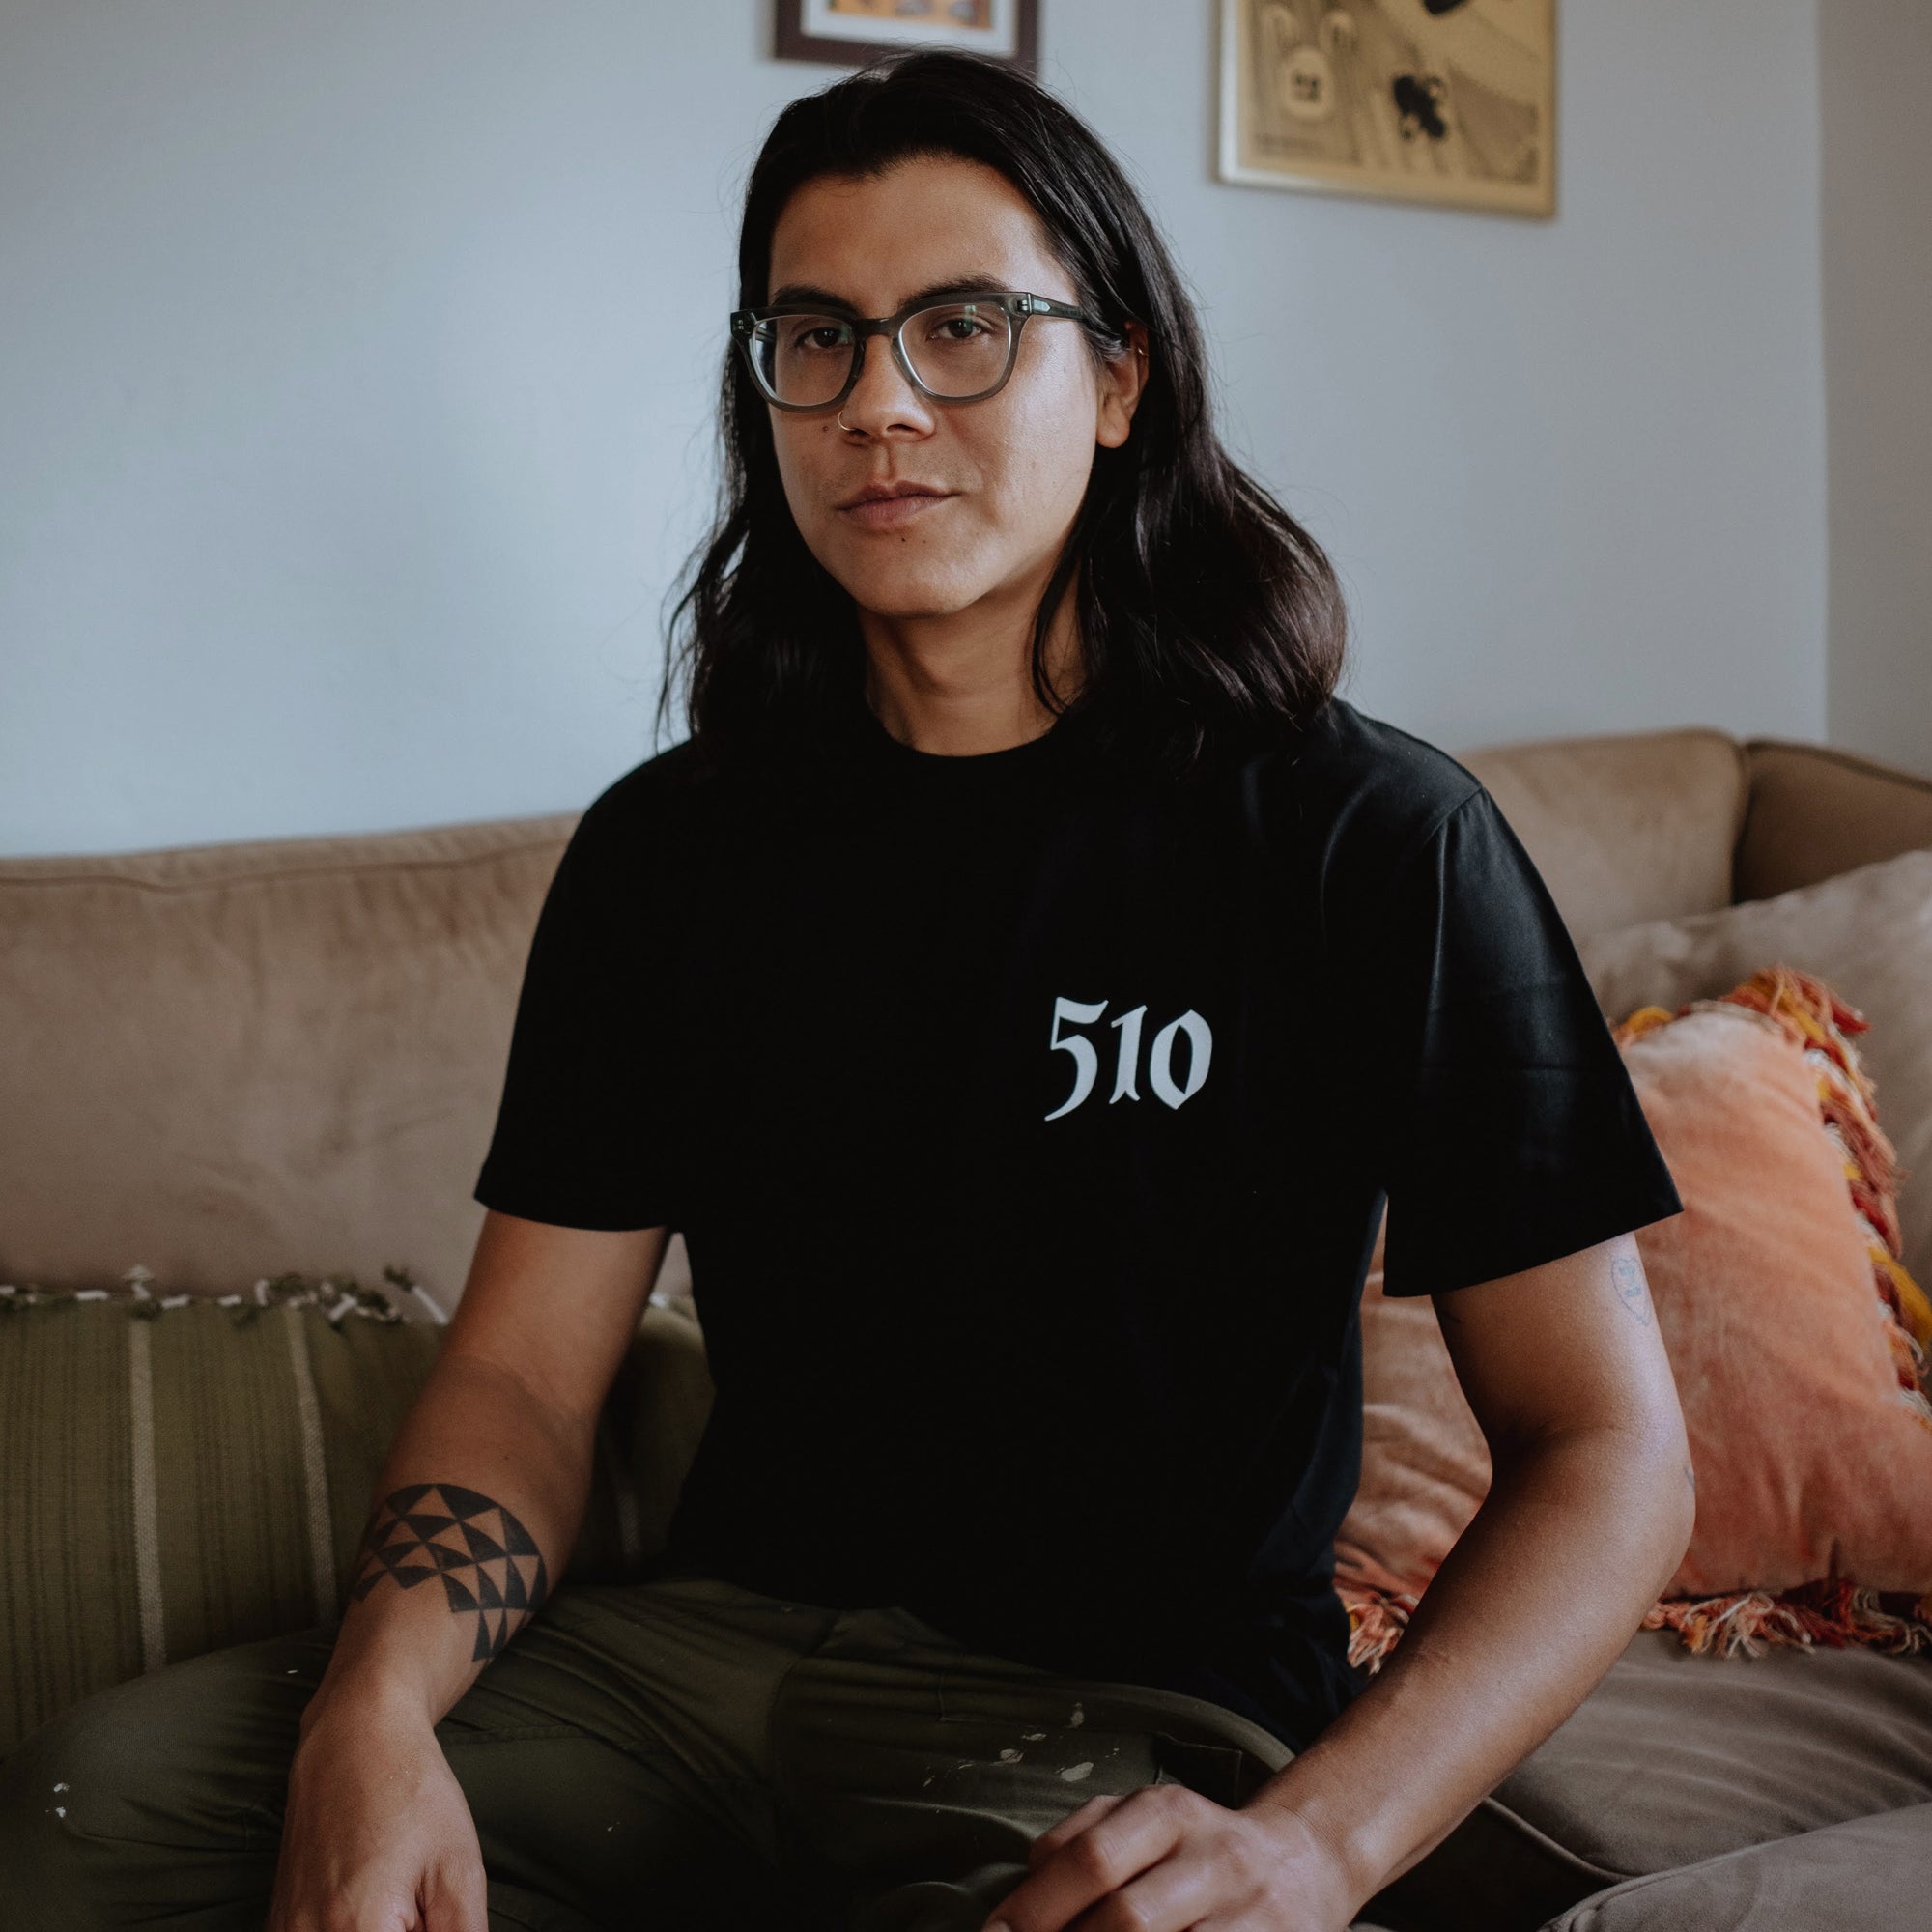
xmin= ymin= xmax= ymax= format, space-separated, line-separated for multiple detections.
xmin=836 ymin=328 xmax=937 ymax=440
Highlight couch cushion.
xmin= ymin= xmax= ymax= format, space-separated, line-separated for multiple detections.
xmin=1457 ymin=727 xmax=1745 ymax=943
xmin=0 ymin=1275 xmax=676 ymax=1760
xmin=0 ymin=1279 xmax=436 ymax=1758
xmin=1578 ymin=847 xmax=1932 ymax=1287
xmin=1537 ymin=1803 xmax=1932 ymax=1931
xmin=0 ymin=814 xmax=573 ymax=1297
xmin=1508 ymin=1632 xmax=1932 ymax=1909
xmin=1362 ymin=1631 xmax=1932 ymax=1932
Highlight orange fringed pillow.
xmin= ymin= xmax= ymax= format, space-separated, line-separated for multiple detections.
xmin=1338 ymin=964 xmax=1932 ymax=1669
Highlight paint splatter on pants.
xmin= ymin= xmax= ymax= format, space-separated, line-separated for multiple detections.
xmin=0 ymin=1562 xmax=1335 ymax=1931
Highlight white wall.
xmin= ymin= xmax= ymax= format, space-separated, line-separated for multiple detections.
xmin=1820 ymin=0 xmax=1932 ymax=779
xmin=0 ymin=0 xmax=1828 ymax=856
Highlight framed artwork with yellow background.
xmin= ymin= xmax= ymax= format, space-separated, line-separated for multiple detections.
xmin=776 ymin=0 xmax=1039 ymax=76
xmin=1218 ymin=0 xmax=1555 ymax=217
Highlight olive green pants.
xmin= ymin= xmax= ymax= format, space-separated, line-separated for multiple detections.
xmin=0 ymin=1563 xmax=1313 ymax=1932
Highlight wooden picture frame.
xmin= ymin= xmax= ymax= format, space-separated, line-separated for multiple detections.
xmin=775 ymin=0 xmax=1039 ymax=77
xmin=1217 ymin=0 xmax=1556 ymax=218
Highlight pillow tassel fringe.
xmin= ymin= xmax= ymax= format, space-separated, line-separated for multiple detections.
xmin=0 ymin=1266 xmax=422 ymax=1326
xmin=1337 ymin=1579 xmax=1932 ymax=1674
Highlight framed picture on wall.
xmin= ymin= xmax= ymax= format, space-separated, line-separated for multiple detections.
xmin=775 ymin=0 xmax=1039 ymax=76
xmin=1218 ymin=0 xmax=1556 ymax=217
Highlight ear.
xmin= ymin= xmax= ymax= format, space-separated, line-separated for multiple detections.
xmin=1094 ymin=319 xmax=1151 ymax=451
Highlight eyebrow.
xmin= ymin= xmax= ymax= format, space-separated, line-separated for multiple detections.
xmin=763 ymin=272 xmax=1012 ymax=312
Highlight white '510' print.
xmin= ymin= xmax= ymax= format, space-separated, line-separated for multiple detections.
xmin=1044 ymin=995 xmax=1212 ymax=1121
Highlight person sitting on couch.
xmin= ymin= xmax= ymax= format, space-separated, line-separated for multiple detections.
xmin=0 ymin=47 xmax=1695 ymax=1932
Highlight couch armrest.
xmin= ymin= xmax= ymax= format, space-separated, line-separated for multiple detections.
xmin=1738 ymin=739 xmax=1932 ymax=901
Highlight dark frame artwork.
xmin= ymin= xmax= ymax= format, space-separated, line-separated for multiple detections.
xmin=774 ymin=0 xmax=1039 ymax=77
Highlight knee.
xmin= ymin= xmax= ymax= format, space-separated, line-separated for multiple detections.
xmin=0 ymin=1692 xmax=138 ymax=1917
xmin=0 ymin=1633 xmax=319 ymax=1924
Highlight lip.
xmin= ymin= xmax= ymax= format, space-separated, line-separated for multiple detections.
xmin=838 ymin=483 xmax=953 ymax=530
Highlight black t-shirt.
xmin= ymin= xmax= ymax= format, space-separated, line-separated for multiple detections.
xmin=473 ymin=684 xmax=1683 ymax=1752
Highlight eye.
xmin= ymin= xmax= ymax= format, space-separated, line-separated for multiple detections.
xmin=781 ymin=319 xmax=852 ymax=354
xmin=925 ymin=311 xmax=995 ymax=343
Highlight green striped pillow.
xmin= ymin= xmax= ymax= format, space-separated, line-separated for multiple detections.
xmin=0 ymin=1271 xmax=677 ymax=1760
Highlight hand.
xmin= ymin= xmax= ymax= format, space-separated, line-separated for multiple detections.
xmin=981 ymin=1783 xmax=1361 ymax=1932
xmin=268 ymin=1690 xmax=487 ymax=1932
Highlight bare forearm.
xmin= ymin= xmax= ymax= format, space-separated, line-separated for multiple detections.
xmin=1250 ymin=1426 xmax=1694 ymax=1908
xmin=302 ymin=1349 xmax=594 ymax=1738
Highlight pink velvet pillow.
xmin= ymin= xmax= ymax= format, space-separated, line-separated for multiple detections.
xmin=1339 ymin=965 xmax=1932 ymax=1664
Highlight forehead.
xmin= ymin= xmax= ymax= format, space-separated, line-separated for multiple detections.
xmin=765 ymin=154 xmax=1067 ymax=309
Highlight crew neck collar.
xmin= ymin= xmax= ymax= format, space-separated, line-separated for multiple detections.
xmin=839 ymin=680 xmax=1092 ymax=784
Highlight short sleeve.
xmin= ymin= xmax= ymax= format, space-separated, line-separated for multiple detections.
xmin=1365 ymin=786 xmax=1683 ymax=1297
xmin=472 ymin=782 xmax=684 ymax=1232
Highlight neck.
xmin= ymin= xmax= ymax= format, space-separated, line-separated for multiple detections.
xmin=857 ymin=575 xmax=1084 ymax=756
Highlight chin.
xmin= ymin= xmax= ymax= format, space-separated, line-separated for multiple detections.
xmin=836 ymin=557 xmax=984 ymax=620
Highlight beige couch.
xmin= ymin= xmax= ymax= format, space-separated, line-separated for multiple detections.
xmin=4 ymin=718 xmax=1931 ymax=1930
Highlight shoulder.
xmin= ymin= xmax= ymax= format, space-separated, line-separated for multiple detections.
xmin=1233 ymin=695 xmax=1509 ymax=973
xmin=573 ymin=729 xmax=788 ymax=843
xmin=1262 ymin=694 xmax=1487 ymax=873
xmin=548 ymin=736 xmax=732 ymax=896
xmin=576 ymin=735 xmax=708 ymax=828
xmin=557 ymin=728 xmax=819 ymax=896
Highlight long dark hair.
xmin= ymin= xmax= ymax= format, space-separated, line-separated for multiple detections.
xmin=660 ymin=48 xmax=1347 ymax=784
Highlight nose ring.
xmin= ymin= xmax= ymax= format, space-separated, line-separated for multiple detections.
xmin=838 ymin=410 xmax=855 ymax=433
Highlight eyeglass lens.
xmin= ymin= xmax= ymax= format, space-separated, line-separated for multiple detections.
xmin=749 ymin=300 xmax=1012 ymax=406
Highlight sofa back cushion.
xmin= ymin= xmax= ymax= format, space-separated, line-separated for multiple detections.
xmin=0 ymin=815 xmax=573 ymax=1298
xmin=1457 ymin=725 xmax=1745 ymax=941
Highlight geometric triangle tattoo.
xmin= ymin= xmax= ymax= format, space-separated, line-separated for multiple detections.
xmin=351 ymin=1482 xmax=552 ymax=1662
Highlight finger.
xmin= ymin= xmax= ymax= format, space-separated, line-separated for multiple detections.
xmin=1076 ymin=1841 xmax=1222 ymax=1932
xmin=993 ymin=1785 xmax=1186 ymax=1930
xmin=1027 ymin=1792 xmax=1128 ymax=1866
xmin=423 ymin=1857 xmax=490 ymax=1932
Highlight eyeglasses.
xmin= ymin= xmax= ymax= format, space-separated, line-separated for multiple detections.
xmin=728 ymin=287 xmax=1112 ymax=412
